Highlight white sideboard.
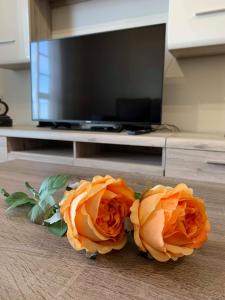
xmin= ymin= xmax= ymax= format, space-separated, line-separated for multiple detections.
xmin=166 ymin=133 xmax=225 ymax=184
xmin=0 ymin=126 xmax=225 ymax=184
xmin=0 ymin=126 xmax=170 ymax=176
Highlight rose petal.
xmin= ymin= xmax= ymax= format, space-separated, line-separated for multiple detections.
xmin=84 ymin=183 xmax=108 ymax=202
xmin=67 ymin=220 xmax=127 ymax=254
xmin=144 ymin=185 xmax=171 ymax=198
xmin=60 ymin=181 xmax=90 ymax=213
xmin=130 ymin=200 xmax=140 ymax=226
xmin=76 ymin=205 xmax=108 ymax=241
xmin=142 ymin=241 xmax=170 ymax=262
xmin=85 ymin=189 xmax=105 ymax=222
xmin=130 ymin=201 xmax=146 ymax=252
xmin=67 ymin=226 xmax=83 ymax=251
xmin=102 ymin=190 xmax=118 ymax=200
xmin=140 ymin=209 xmax=165 ymax=251
xmin=77 ymin=232 xmax=127 ymax=254
xmin=165 ymin=243 xmax=193 ymax=256
xmin=133 ymin=224 xmax=146 ymax=252
xmin=70 ymin=191 xmax=88 ymax=228
xmin=167 ymin=183 xmax=193 ymax=200
xmin=164 ymin=231 xmax=192 ymax=246
xmin=107 ymin=182 xmax=135 ymax=201
xmin=139 ymin=194 xmax=162 ymax=225
xmin=190 ymin=222 xmax=210 ymax=248
xmin=160 ymin=197 xmax=178 ymax=212
xmin=92 ymin=175 xmax=112 ymax=184
xmin=163 ymin=201 xmax=186 ymax=236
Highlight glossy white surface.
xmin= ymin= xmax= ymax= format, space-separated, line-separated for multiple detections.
xmin=0 ymin=0 xmax=30 ymax=66
xmin=168 ymin=0 xmax=225 ymax=50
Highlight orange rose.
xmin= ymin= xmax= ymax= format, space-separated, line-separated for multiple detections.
xmin=130 ymin=184 xmax=210 ymax=262
xmin=60 ymin=175 xmax=135 ymax=254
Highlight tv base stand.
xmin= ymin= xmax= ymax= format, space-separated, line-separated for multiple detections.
xmin=38 ymin=122 xmax=154 ymax=134
xmin=38 ymin=122 xmax=123 ymax=132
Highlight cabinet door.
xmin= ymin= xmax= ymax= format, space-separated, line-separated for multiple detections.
xmin=0 ymin=137 xmax=7 ymax=162
xmin=0 ymin=0 xmax=29 ymax=66
xmin=166 ymin=148 xmax=225 ymax=184
xmin=168 ymin=0 xmax=225 ymax=53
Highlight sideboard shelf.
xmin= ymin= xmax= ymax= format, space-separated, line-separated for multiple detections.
xmin=8 ymin=148 xmax=74 ymax=165
xmin=6 ymin=136 xmax=74 ymax=165
xmin=0 ymin=126 xmax=168 ymax=175
xmin=1 ymin=126 xmax=225 ymax=183
xmin=74 ymin=142 xmax=164 ymax=175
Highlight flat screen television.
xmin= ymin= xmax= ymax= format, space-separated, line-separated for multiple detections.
xmin=31 ymin=24 xmax=166 ymax=128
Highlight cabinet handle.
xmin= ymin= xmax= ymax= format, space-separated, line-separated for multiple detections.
xmin=195 ymin=8 xmax=225 ymax=17
xmin=206 ymin=160 xmax=225 ymax=166
xmin=0 ymin=40 xmax=16 ymax=45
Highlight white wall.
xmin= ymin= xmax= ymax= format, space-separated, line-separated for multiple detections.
xmin=52 ymin=0 xmax=168 ymax=38
xmin=164 ymin=54 xmax=225 ymax=133
xmin=0 ymin=0 xmax=225 ymax=133
xmin=0 ymin=69 xmax=33 ymax=125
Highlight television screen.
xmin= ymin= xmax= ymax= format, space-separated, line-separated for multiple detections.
xmin=31 ymin=24 xmax=165 ymax=125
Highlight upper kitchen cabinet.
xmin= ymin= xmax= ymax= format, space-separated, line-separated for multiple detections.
xmin=0 ymin=0 xmax=30 ymax=69
xmin=168 ymin=0 xmax=225 ymax=58
xmin=0 ymin=0 xmax=52 ymax=70
xmin=0 ymin=0 xmax=89 ymax=69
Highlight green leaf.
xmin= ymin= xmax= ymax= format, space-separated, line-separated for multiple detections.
xmin=5 ymin=192 xmax=36 ymax=210
xmin=39 ymin=175 xmax=70 ymax=199
xmin=0 ymin=188 xmax=10 ymax=198
xmin=28 ymin=202 xmax=54 ymax=225
xmin=134 ymin=192 xmax=142 ymax=200
xmin=28 ymin=204 xmax=45 ymax=224
xmin=34 ymin=176 xmax=70 ymax=219
xmin=47 ymin=220 xmax=67 ymax=237
xmin=44 ymin=210 xmax=61 ymax=225
xmin=25 ymin=182 xmax=39 ymax=201
xmin=28 ymin=175 xmax=70 ymax=225
xmin=39 ymin=195 xmax=55 ymax=211
xmin=28 ymin=194 xmax=55 ymax=224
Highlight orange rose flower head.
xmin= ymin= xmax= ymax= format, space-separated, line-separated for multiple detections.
xmin=130 ymin=184 xmax=210 ymax=262
xmin=60 ymin=175 xmax=135 ymax=254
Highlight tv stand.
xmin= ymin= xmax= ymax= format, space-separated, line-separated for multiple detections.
xmin=1 ymin=126 xmax=225 ymax=184
xmin=0 ymin=125 xmax=167 ymax=176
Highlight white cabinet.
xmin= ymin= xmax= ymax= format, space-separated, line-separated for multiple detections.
xmin=168 ymin=0 xmax=225 ymax=57
xmin=0 ymin=0 xmax=30 ymax=68
xmin=0 ymin=137 xmax=7 ymax=162
xmin=166 ymin=148 xmax=225 ymax=184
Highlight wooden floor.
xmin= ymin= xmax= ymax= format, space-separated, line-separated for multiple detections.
xmin=0 ymin=160 xmax=225 ymax=300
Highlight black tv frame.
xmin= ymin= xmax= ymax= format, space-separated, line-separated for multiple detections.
xmin=30 ymin=23 xmax=166 ymax=132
